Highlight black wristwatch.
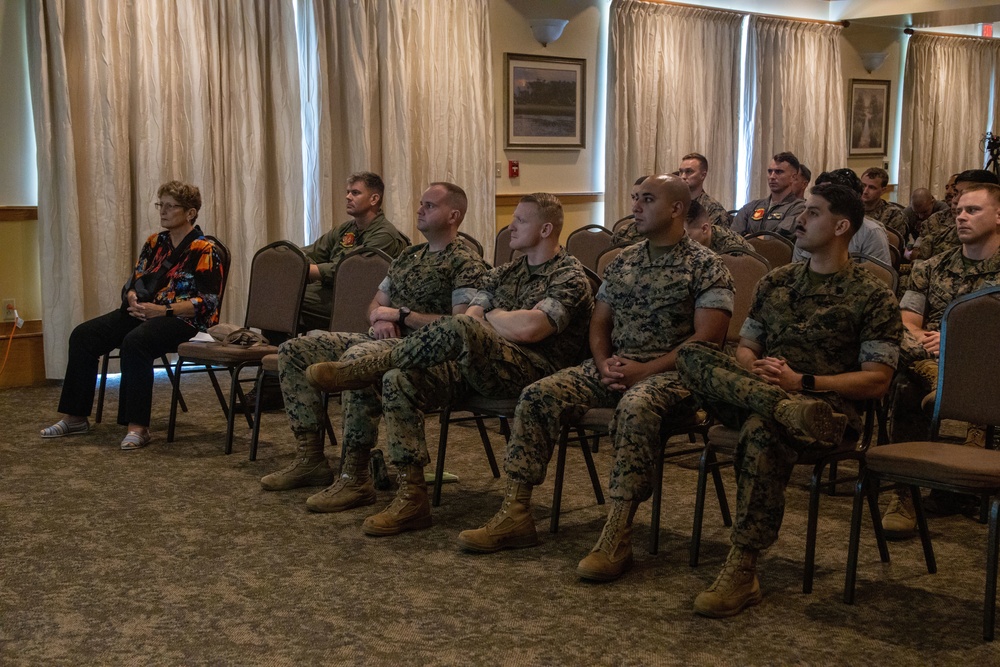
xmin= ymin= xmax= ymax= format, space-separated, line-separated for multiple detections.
xmin=801 ymin=374 xmax=816 ymax=391
xmin=165 ymin=304 xmax=174 ymax=318
xmin=398 ymin=307 xmax=411 ymax=326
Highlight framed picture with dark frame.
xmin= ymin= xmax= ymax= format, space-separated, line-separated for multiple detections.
xmin=505 ymin=53 xmax=586 ymax=150
xmin=848 ymin=79 xmax=891 ymax=156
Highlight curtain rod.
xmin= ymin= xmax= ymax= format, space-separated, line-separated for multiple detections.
xmin=634 ymin=0 xmax=849 ymax=27
xmin=904 ymin=27 xmax=997 ymax=42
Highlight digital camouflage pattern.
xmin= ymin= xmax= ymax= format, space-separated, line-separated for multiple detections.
xmin=279 ymin=237 xmax=485 ymax=437
xmin=709 ymin=224 xmax=753 ymax=255
xmin=299 ymin=213 xmax=408 ymax=330
xmin=599 ymin=237 xmax=734 ymax=362
xmin=370 ymin=251 xmax=595 ymax=466
xmin=867 ymin=199 xmax=908 ymax=242
xmin=911 ymin=209 xmax=955 ymax=261
xmin=697 ymin=191 xmax=733 ymax=229
xmin=676 ymin=258 xmax=903 ymax=550
xmin=739 ymin=260 xmax=902 ymax=431
xmin=503 ymin=236 xmax=734 ymax=500
xmin=611 ymin=220 xmax=641 ymax=247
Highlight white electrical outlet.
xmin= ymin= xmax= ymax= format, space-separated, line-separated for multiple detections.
xmin=2 ymin=299 xmax=15 ymax=322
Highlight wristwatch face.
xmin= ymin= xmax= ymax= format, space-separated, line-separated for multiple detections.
xmin=399 ymin=307 xmax=410 ymax=323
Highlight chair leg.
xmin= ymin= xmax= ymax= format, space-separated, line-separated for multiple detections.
xmin=866 ymin=481 xmax=890 ymax=563
xmin=249 ymin=368 xmax=266 ymax=462
xmin=160 ymin=354 xmax=187 ymax=413
xmin=225 ymin=367 xmax=241 ymax=456
xmin=826 ymin=460 xmax=839 ymax=496
xmin=649 ymin=440 xmax=665 ymax=555
xmin=206 ymin=367 xmax=228 ymax=418
xmin=549 ymin=425 xmax=570 ymax=533
xmin=844 ymin=473 xmax=871 ymax=604
xmin=985 ymin=497 xmax=1000 ymax=641
xmin=499 ymin=416 xmax=511 ymax=441
xmin=96 ymin=353 xmax=110 ymax=424
xmin=709 ymin=452 xmax=732 ymax=527
xmin=910 ymin=484 xmax=937 ymax=574
xmin=433 ymin=407 xmax=451 ymax=507
xmin=478 ymin=416 xmax=500 ymax=478
xmin=804 ymin=461 xmax=826 ymax=594
xmin=690 ymin=446 xmax=711 ymax=568
xmin=167 ymin=357 xmax=184 ymax=442
xmin=579 ymin=430 xmax=604 ymax=505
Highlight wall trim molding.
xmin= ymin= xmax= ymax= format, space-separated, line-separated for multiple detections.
xmin=0 ymin=206 xmax=38 ymax=222
xmin=496 ymin=193 xmax=603 ymax=207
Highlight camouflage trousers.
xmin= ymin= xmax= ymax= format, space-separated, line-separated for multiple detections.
xmin=277 ymin=331 xmax=382 ymax=435
xmin=362 ymin=315 xmax=555 ymax=467
xmin=889 ymin=331 xmax=939 ymax=442
xmin=676 ymin=341 xmax=846 ymax=551
xmin=505 ymin=358 xmax=696 ymax=501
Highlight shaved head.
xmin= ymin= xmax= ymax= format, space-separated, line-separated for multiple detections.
xmin=632 ymin=174 xmax=691 ymax=244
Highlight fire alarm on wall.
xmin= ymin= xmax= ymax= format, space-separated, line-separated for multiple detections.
xmin=508 ymin=160 xmax=519 ymax=178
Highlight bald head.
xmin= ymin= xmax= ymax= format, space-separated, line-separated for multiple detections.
xmin=632 ymin=174 xmax=691 ymax=244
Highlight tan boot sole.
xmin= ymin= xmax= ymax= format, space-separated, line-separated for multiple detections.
xmin=305 ymin=362 xmax=375 ymax=393
xmin=306 ymin=489 xmax=377 ymax=513
xmin=576 ymin=552 xmax=634 ymax=582
xmin=457 ymin=530 xmax=539 ymax=553
xmin=693 ymin=587 xmax=763 ymax=618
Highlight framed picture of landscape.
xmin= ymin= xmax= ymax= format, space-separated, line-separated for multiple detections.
xmin=505 ymin=53 xmax=586 ymax=150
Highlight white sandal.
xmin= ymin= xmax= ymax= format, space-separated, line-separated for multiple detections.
xmin=120 ymin=431 xmax=151 ymax=451
xmin=40 ymin=419 xmax=91 ymax=438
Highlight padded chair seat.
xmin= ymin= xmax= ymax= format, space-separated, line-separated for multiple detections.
xmin=176 ymin=341 xmax=279 ymax=363
xmin=866 ymin=442 xmax=1000 ymax=490
xmin=455 ymin=395 xmax=518 ymax=415
xmin=261 ymin=353 xmax=279 ymax=373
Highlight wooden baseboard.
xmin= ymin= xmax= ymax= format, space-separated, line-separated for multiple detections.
xmin=0 ymin=320 xmax=46 ymax=389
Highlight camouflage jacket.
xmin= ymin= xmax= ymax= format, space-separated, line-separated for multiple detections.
xmin=379 ymin=237 xmax=488 ymax=334
xmin=611 ymin=219 xmax=642 ymax=247
xmin=867 ymin=199 xmax=908 ymax=241
xmin=709 ymin=224 xmax=753 ymax=255
xmin=599 ymin=236 xmax=734 ymax=362
xmin=697 ymin=191 xmax=733 ymax=229
xmin=470 ymin=248 xmax=594 ymax=372
xmin=741 ymin=260 xmax=903 ymax=430
xmin=900 ymin=246 xmax=1000 ymax=331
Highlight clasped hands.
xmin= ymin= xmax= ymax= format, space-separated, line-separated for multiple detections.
xmin=750 ymin=356 xmax=804 ymax=392
xmin=598 ymin=355 xmax=651 ymax=392
xmin=369 ymin=306 xmax=402 ymax=340
xmin=126 ymin=292 xmax=166 ymax=321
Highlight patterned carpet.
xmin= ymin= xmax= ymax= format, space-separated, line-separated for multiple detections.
xmin=2 ymin=372 xmax=998 ymax=665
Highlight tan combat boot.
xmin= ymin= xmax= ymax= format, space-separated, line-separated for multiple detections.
xmin=576 ymin=500 xmax=638 ymax=582
xmin=881 ymin=488 xmax=917 ymax=539
xmin=361 ymin=464 xmax=432 ymax=536
xmin=911 ymin=359 xmax=939 ymax=391
xmin=305 ymin=350 xmax=392 ymax=393
xmin=693 ymin=545 xmax=763 ymax=618
xmin=260 ymin=432 xmax=334 ymax=491
xmin=305 ymin=448 xmax=378 ymax=513
xmin=457 ymin=480 xmax=538 ymax=553
xmin=773 ymin=397 xmax=848 ymax=447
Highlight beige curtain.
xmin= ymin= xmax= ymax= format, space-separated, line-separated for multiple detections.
xmin=606 ymin=0 xmax=744 ymax=223
xmin=745 ymin=16 xmax=846 ymax=201
xmin=26 ymin=0 xmax=302 ymax=378
xmin=898 ymin=33 xmax=1000 ymax=200
xmin=300 ymin=0 xmax=495 ymax=256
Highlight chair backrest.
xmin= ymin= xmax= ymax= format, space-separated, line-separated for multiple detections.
xmin=935 ymin=285 xmax=1000 ymax=428
xmin=852 ymin=253 xmax=899 ymax=294
xmin=887 ymin=244 xmax=901 ymax=270
xmin=494 ymin=225 xmax=513 ymax=266
xmin=596 ymin=244 xmax=626 ymax=278
xmin=582 ymin=266 xmax=602 ymax=299
xmin=457 ymin=231 xmax=484 ymax=258
xmin=330 ymin=248 xmax=393 ymax=333
xmin=746 ymin=231 xmax=794 ymax=269
xmin=204 ymin=235 xmax=233 ymax=311
xmin=884 ymin=226 xmax=905 ymax=254
xmin=566 ymin=224 xmax=614 ymax=273
xmin=245 ymin=241 xmax=310 ymax=335
xmin=398 ymin=231 xmax=412 ymax=246
xmin=719 ymin=250 xmax=771 ymax=344
xmin=612 ymin=215 xmax=634 ymax=233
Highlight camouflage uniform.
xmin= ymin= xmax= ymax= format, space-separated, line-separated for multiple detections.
xmin=278 ymin=238 xmax=486 ymax=437
xmin=731 ymin=193 xmax=805 ymax=239
xmin=912 ymin=209 xmax=955 ymax=261
xmin=676 ymin=261 xmax=902 ymax=550
xmin=709 ymin=224 xmax=753 ymax=254
xmin=697 ymin=192 xmax=733 ymax=229
xmin=370 ymin=249 xmax=594 ymax=467
xmin=299 ymin=213 xmax=408 ymax=331
xmin=611 ymin=219 xmax=642 ymax=247
xmin=867 ymin=199 xmax=908 ymax=242
xmin=505 ymin=237 xmax=734 ymax=501
xmin=891 ymin=247 xmax=1000 ymax=440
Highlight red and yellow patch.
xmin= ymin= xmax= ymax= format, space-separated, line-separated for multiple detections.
xmin=340 ymin=232 xmax=356 ymax=248
xmin=752 ymin=208 xmax=765 ymax=221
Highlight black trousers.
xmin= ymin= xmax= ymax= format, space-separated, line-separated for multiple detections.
xmin=58 ymin=308 xmax=197 ymax=427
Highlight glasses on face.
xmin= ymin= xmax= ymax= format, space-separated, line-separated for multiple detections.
xmin=154 ymin=202 xmax=184 ymax=211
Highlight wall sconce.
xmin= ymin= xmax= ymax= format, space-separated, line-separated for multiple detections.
xmin=860 ymin=51 xmax=888 ymax=74
xmin=529 ymin=19 xmax=569 ymax=47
